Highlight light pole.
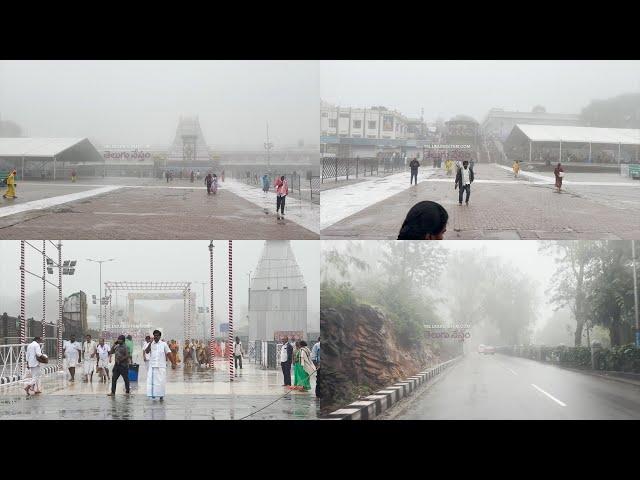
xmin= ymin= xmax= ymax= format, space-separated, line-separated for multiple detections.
xmin=264 ymin=122 xmax=273 ymax=173
xmin=632 ymin=240 xmax=639 ymax=347
xmin=86 ymin=258 xmax=115 ymax=334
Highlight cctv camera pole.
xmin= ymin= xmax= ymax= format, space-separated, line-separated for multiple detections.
xmin=633 ymin=240 xmax=639 ymax=347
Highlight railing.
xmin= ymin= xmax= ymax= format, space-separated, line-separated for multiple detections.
xmin=310 ymin=176 xmax=320 ymax=203
xmin=322 ymin=157 xmax=404 ymax=183
xmin=0 ymin=340 xmax=60 ymax=385
xmin=0 ymin=344 xmax=26 ymax=384
xmin=232 ymin=171 xmax=319 ymax=203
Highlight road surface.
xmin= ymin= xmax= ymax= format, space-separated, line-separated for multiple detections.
xmin=387 ymin=353 xmax=640 ymax=419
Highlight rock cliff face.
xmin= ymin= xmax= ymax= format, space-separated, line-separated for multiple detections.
xmin=319 ymin=303 xmax=438 ymax=415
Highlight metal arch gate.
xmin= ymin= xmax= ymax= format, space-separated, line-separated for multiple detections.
xmin=103 ymin=282 xmax=194 ymax=344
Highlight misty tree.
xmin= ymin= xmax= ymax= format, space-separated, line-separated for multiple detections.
xmin=441 ymin=249 xmax=491 ymax=327
xmin=481 ymin=261 xmax=538 ymax=345
xmin=379 ymin=241 xmax=448 ymax=289
xmin=540 ymin=241 xmax=594 ymax=347
xmin=584 ymin=241 xmax=636 ymax=347
xmin=581 ymin=93 xmax=640 ymax=129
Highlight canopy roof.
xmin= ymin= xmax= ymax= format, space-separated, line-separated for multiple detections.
xmin=507 ymin=124 xmax=640 ymax=146
xmin=0 ymin=137 xmax=103 ymax=162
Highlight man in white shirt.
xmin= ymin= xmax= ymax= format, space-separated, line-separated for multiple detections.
xmin=96 ymin=338 xmax=111 ymax=383
xmin=454 ymin=160 xmax=475 ymax=206
xmin=144 ymin=329 xmax=171 ymax=401
xmin=25 ymin=336 xmax=46 ymax=395
xmin=81 ymin=334 xmax=97 ymax=383
xmin=63 ymin=334 xmax=82 ymax=381
xmin=142 ymin=335 xmax=152 ymax=374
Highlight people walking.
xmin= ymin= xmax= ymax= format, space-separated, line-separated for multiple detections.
xmin=280 ymin=336 xmax=293 ymax=386
xmin=554 ymin=162 xmax=564 ymax=193
xmin=63 ymin=334 xmax=81 ymax=381
xmin=409 ymin=157 xmax=420 ymax=186
xmin=190 ymin=171 xmax=195 ymax=183
xmin=71 ymin=169 xmax=77 ymax=183
xmin=512 ymin=160 xmax=520 ymax=178
xmin=454 ymin=160 xmax=474 ymax=205
xmin=96 ymin=338 xmax=111 ymax=383
xmin=211 ymin=174 xmax=218 ymax=194
xmin=24 ymin=336 xmax=46 ymax=395
xmin=398 ymin=201 xmax=448 ymax=240
xmin=107 ymin=335 xmax=131 ymax=396
xmin=205 ymin=173 xmax=213 ymax=194
xmin=125 ymin=335 xmax=134 ymax=362
xmin=261 ymin=173 xmax=270 ymax=197
xmin=293 ymin=341 xmax=315 ymax=391
xmin=142 ymin=335 xmax=152 ymax=374
xmin=445 ymin=158 xmax=453 ymax=176
xmin=2 ymin=169 xmax=17 ymax=199
xmin=311 ymin=337 xmax=320 ymax=369
xmin=144 ymin=330 xmax=171 ymax=401
xmin=274 ymin=175 xmax=288 ymax=219
xmin=81 ymin=334 xmax=97 ymax=383
xmin=233 ymin=336 xmax=243 ymax=374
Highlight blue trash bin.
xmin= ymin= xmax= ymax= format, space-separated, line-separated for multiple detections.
xmin=128 ymin=363 xmax=139 ymax=382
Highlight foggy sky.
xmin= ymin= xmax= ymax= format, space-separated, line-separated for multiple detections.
xmin=0 ymin=240 xmax=320 ymax=331
xmin=0 ymin=60 xmax=319 ymax=149
xmin=321 ymin=61 xmax=640 ymax=121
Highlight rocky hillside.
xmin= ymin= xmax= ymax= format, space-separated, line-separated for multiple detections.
xmin=319 ymin=302 xmax=439 ymax=415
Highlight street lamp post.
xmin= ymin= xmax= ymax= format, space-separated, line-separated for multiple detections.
xmin=86 ymin=258 xmax=115 ymax=334
xmin=264 ymin=122 xmax=273 ymax=173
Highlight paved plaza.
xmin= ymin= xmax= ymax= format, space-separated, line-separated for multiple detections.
xmin=321 ymin=163 xmax=640 ymax=239
xmin=0 ymin=177 xmax=319 ymax=239
xmin=0 ymin=359 xmax=319 ymax=420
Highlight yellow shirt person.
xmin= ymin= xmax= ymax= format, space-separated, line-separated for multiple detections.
xmin=512 ymin=161 xmax=520 ymax=178
xmin=2 ymin=170 xmax=17 ymax=199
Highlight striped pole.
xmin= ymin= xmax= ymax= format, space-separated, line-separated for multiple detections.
xmin=20 ymin=241 xmax=26 ymax=378
xmin=183 ymin=291 xmax=187 ymax=345
xmin=42 ymin=241 xmax=46 ymax=343
xmin=209 ymin=241 xmax=215 ymax=369
xmin=187 ymin=286 xmax=192 ymax=343
xmin=57 ymin=241 xmax=62 ymax=371
xmin=228 ymin=240 xmax=234 ymax=381
xmin=108 ymin=294 xmax=112 ymax=338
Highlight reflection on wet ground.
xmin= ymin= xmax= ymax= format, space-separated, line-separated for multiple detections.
xmin=0 ymin=360 xmax=319 ymax=420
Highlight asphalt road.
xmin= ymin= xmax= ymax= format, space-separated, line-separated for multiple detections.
xmin=390 ymin=353 xmax=640 ymax=419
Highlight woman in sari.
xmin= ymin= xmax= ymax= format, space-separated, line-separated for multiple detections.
xmin=293 ymin=341 xmax=316 ymax=391
xmin=183 ymin=341 xmax=193 ymax=368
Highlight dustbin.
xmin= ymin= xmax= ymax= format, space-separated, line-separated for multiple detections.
xmin=128 ymin=363 xmax=139 ymax=382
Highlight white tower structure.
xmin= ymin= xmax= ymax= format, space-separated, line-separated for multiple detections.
xmin=168 ymin=115 xmax=211 ymax=164
xmin=248 ymin=241 xmax=307 ymax=342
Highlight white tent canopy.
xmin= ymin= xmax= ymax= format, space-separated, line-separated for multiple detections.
xmin=508 ymin=124 xmax=640 ymax=146
xmin=0 ymin=137 xmax=88 ymax=157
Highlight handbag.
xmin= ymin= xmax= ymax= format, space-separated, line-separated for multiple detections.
xmin=37 ymin=354 xmax=49 ymax=364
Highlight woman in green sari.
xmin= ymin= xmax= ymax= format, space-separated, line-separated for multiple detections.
xmin=293 ymin=340 xmax=316 ymax=391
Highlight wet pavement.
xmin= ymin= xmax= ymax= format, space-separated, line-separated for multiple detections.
xmin=0 ymin=178 xmax=318 ymax=239
xmin=0 ymin=359 xmax=319 ymax=420
xmin=321 ymin=164 xmax=640 ymax=240
xmin=386 ymin=353 xmax=640 ymax=420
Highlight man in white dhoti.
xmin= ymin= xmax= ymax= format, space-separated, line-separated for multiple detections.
xmin=96 ymin=338 xmax=111 ymax=383
xmin=81 ymin=334 xmax=97 ymax=383
xmin=24 ymin=336 xmax=46 ymax=395
xmin=63 ymin=334 xmax=82 ymax=381
xmin=142 ymin=335 xmax=152 ymax=374
xmin=144 ymin=329 xmax=171 ymax=401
